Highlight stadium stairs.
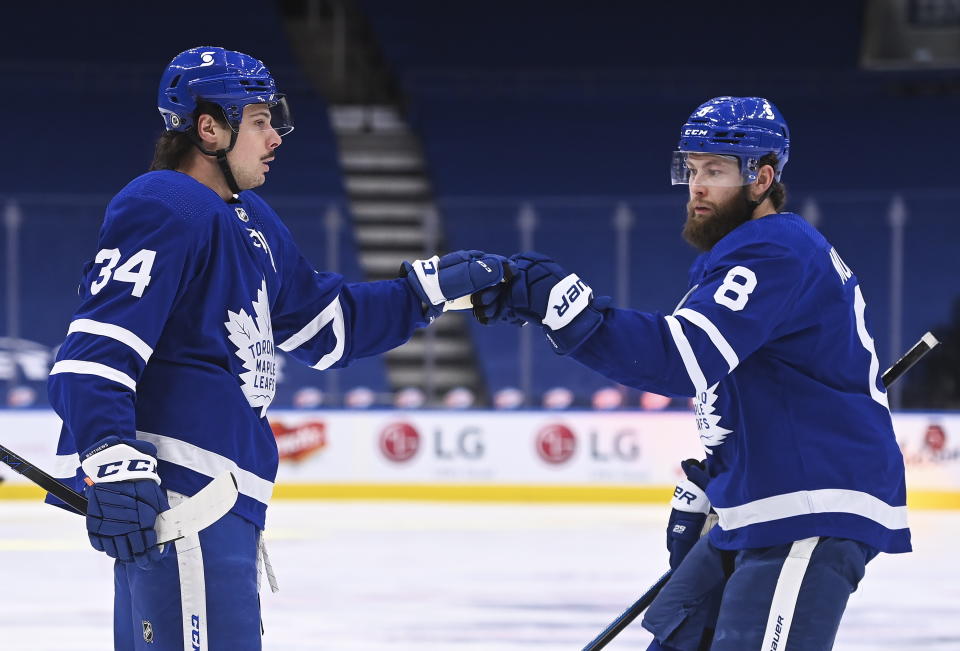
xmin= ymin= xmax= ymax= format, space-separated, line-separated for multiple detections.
xmin=282 ymin=0 xmax=488 ymax=405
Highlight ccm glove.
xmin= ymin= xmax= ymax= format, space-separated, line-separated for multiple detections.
xmin=81 ymin=436 xmax=170 ymax=570
xmin=400 ymin=250 xmax=512 ymax=320
xmin=666 ymin=458 xmax=714 ymax=570
xmin=475 ymin=251 xmax=607 ymax=354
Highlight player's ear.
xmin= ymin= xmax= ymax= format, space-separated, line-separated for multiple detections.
xmin=752 ymin=164 xmax=775 ymax=200
xmin=195 ymin=113 xmax=222 ymax=147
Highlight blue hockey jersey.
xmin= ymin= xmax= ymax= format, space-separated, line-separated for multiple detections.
xmin=48 ymin=171 xmax=427 ymax=528
xmin=572 ymin=213 xmax=910 ymax=553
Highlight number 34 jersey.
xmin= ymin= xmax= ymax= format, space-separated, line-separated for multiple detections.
xmin=47 ymin=171 xmax=426 ymax=527
xmin=572 ymin=212 xmax=910 ymax=553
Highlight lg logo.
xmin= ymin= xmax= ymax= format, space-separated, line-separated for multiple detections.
xmin=434 ymin=427 xmax=484 ymax=459
xmin=379 ymin=423 xmax=486 ymax=461
xmin=590 ymin=429 xmax=641 ymax=462
xmin=379 ymin=423 xmax=420 ymax=462
xmin=536 ymin=424 xmax=577 ymax=464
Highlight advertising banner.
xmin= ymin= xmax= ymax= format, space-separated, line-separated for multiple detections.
xmin=2 ymin=410 xmax=959 ymax=506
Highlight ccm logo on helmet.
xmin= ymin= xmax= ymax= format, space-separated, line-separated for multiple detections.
xmin=683 ymin=128 xmax=709 ymax=136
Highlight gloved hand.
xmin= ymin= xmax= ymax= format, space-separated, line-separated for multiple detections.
xmin=80 ymin=436 xmax=170 ymax=569
xmin=400 ymin=250 xmax=513 ymax=321
xmin=666 ymin=458 xmax=714 ymax=570
xmin=473 ymin=251 xmax=607 ymax=354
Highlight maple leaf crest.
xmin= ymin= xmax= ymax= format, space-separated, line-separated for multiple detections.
xmin=224 ymin=279 xmax=276 ymax=417
xmin=694 ymin=383 xmax=732 ymax=455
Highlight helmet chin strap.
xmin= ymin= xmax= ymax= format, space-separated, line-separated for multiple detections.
xmin=190 ymin=130 xmax=242 ymax=199
xmin=745 ymin=182 xmax=774 ymax=213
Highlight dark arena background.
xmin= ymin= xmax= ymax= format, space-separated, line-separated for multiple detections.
xmin=1 ymin=2 xmax=959 ymax=649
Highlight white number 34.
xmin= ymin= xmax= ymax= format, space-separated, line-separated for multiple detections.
xmin=90 ymin=248 xmax=156 ymax=298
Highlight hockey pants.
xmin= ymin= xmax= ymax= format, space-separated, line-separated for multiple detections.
xmin=642 ymin=535 xmax=878 ymax=651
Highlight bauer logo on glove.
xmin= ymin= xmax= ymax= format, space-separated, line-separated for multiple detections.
xmin=544 ymin=274 xmax=592 ymax=330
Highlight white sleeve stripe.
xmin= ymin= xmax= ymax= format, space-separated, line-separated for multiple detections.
xmin=664 ymin=315 xmax=707 ymax=394
xmin=278 ymin=296 xmax=344 ymax=353
xmin=67 ymin=319 xmax=153 ymax=362
xmin=312 ymin=299 xmax=346 ymax=370
xmin=49 ymin=360 xmax=137 ymax=391
xmin=674 ymin=308 xmax=739 ymax=372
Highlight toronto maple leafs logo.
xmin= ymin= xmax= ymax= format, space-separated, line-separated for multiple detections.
xmin=225 ymin=279 xmax=276 ymax=417
xmin=693 ymin=383 xmax=732 ymax=454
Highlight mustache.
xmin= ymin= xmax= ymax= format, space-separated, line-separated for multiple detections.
xmin=261 ymin=155 xmax=275 ymax=162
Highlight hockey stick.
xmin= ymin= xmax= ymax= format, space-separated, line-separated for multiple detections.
xmin=0 ymin=443 xmax=239 ymax=545
xmin=582 ymin=331 xmax=941 ymax=651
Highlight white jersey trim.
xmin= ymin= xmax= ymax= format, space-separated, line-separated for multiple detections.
xmin=312 ymin=299 xmax=346 ymax=370
xmin=137 ymin=430 xmax=275 ymax=505
xmin=714 ymin=488 xmax=909 ymax=532
xmin=761 ymin=537 xmax=819 ymax=651
xmin=67 ymin=318 xmax=153 ymax=362
xmin=52 ymin=453 xmax=82 ymax=479
xmin=664 ymin=315 xmax=707 ymax=394
xmin=277 ymin=296 xmax=346 ymax=370
xmin=674 ymin=308 xmax=739 ymax=373
xmin=50 ymin=360 xmax=136 ymax=391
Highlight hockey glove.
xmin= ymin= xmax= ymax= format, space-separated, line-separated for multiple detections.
xmin=666 ymin=458 xmax=714 ymax=570
xmin=81 ymin=436 xmax=170 ymax=570
xmin=474 ymin=251 xmax=607 ymax=355
xmin=400 ymin=250 xmax=513 ymax=321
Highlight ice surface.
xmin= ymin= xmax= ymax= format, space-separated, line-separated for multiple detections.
xmin=1 ymin=501 xmax=957 ymax=650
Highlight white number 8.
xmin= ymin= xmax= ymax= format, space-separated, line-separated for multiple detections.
xmin=713 ymin=266 xmax=757 ymax=311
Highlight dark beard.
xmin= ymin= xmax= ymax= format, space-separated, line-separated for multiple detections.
xmin=682 ymin=187 xmax=754 ymax=252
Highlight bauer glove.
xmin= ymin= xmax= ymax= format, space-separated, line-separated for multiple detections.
xmin=666 ymin=458 xmax=715 ymax=570
xmin=473 ymin=251 xmax=609 ymax=355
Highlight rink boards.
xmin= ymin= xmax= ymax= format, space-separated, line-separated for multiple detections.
xmin=1 ymin=409 xmax=958 ymax=508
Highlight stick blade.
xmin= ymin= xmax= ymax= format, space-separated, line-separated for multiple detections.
xmin=154 ymin=472 xmax=239 ymax=544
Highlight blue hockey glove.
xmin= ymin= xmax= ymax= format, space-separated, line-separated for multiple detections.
xmin=666 ymin=458 xmax=713 ymax=570
xmin=400 ymin=250 xmax=512 ymax=320
xmin=80 ymin=436 xmax=170 ymax=570
xmin=474 ymin=251 xmax=607 ymax=354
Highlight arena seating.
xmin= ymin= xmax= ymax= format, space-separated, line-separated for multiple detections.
xmin=359 ymin=0 xmax=960 ymax=402
xmin=0 ymin=2 xmax=386 ymax=407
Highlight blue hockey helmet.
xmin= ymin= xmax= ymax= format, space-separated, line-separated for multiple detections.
xmin=157 ymin=46 xmax=293 ymax=136
xmin=671 ymin=96 xmax=789 ymax=186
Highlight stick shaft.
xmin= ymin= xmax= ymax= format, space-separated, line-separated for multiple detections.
xmin=582 ymin=331 xmax=939 ymax=651
xmin=0 ymin=443 xmax=86 ymax=514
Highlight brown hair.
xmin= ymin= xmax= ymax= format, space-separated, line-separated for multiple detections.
xmin=757 ymin=153 xmax=787 ymax=211
xmin=149 ymin=101 xmax=228 ymax=171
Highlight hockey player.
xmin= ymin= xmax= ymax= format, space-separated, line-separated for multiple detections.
xmin=47 ymin=47 xmax=509 ymax=650
xmin=476 ymin=96 xmax=910 ymax=650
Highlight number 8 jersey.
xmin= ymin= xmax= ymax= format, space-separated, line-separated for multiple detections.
xmin=47 ymin=170 xmax=427 ymax=528
xmin=571 ymin=212 xmax=910 ymax=553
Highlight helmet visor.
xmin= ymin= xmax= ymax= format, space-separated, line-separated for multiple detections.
xmin=236 ymin=96 xmax=294 ymax=137
xmin=671 ymin=151 xmax=746 ymax=187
